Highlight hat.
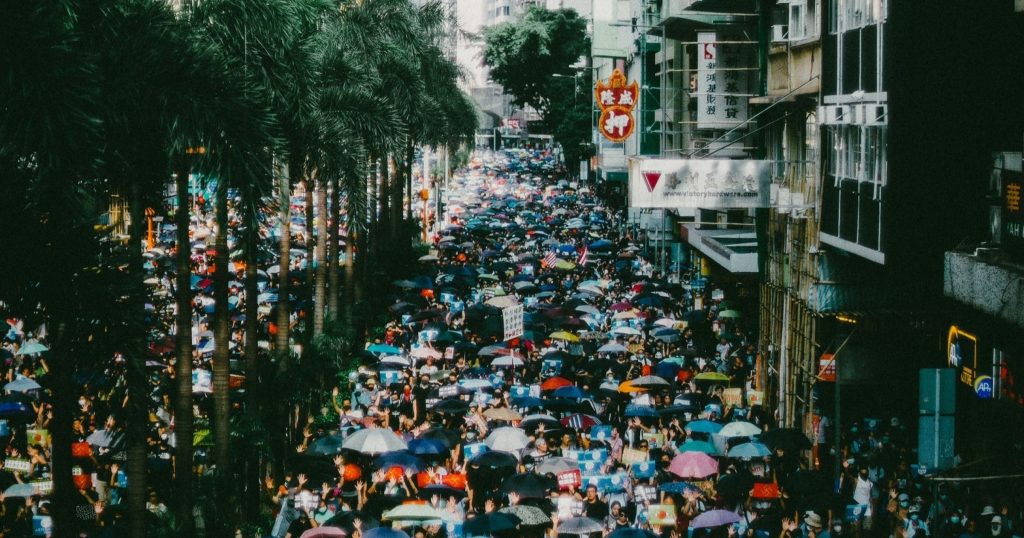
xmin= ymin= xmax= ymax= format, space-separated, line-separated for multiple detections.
xmin=898 ymin=493 xmax=911 ymax=502
xmin=981 ymin=506 xmax=996 ymax=516
xmin=804 ymin=513 xmax=823 ymax=529
xmin=992 ymin=516 xmax=1003 ymax=525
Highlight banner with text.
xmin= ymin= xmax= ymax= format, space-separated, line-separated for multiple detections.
xmin=696 ymin=32 xmax=752 ymax=129
xmin=629 ymin=158 xmax=770 ymax=209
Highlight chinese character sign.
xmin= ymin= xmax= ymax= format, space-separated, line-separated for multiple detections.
xmin=595 ymin=69 xmax=639 ymax=143
xmin=696 ymin=32 xmax=751 ymax=129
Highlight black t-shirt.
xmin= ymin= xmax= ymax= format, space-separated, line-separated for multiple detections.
xmin=584 ymin=498 xmax=609 ymax=520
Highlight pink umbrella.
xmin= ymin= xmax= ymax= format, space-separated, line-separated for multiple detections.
xmin=609 ymin=302 xmax=633 ymax=312
xmin=668 ymin=451 xmax=719 ymax=479
xmin=301 ymin=528 xmax=347 ymax=538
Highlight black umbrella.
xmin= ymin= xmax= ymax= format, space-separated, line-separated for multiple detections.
xmin=469 ymin=450 xmax=519 ymax=471
xmin=501 ymin=473 xmax=553 ymax=499
xmin=715 ymin=470 xmax=755 ymax=498
xmin=464 ymin=512 xmax=520 ymax=536
xmin=417 ymin=427 xmax=461 ymax=448
xmin=307 ymin=434 xmax=346 ymax=456
xmin=434 ymin=399 xmax=470 ymax=416
xmin=758 ymin=428 xmax=811 ymax=452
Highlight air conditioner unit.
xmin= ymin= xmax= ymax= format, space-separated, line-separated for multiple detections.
xmin=820 ymin=105 xmax=851 ymax=125
xmin=771 ymin=24 xmax=788 ymax=42
xmin=864 ymin=103 xmax=887 ymax=125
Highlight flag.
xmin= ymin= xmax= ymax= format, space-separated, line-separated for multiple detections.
xmin=577 ymin=243 xmax=588 ymax=266
xmin=542 ymin=251 xmax=558 ymax=268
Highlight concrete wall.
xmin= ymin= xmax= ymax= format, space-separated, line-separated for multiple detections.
xmin=944 ymin=251 xmax=1024 ymax=329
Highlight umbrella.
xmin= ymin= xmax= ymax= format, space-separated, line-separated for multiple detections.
xmin=715 ymin=472 xmax=756 ymax=498
xmin=629 ymin=375 xmax=670 ymax=389
xmin=540 ymin=377 xmax=572 ymax=391
xmin=86 ymin=429 xmax=124 ymax=449
xmin=560 ymin=414 xmax=600 ymax=431
xmin=501 ymin=473 xmax=551 ymax=499
xmin=499 ymin=505 xmax=551 ymax=527
xmin=558 ymin=517 xmax=603 ymax=535
xmin=367 ymin=344 xmax=402 ymax=355
xmin=342 ymin=428 xmax=408 ymax=455
xmin=491 ymin=355 xmax=525 ymax=367
xmin=383 ymin=504 xmax=445 ymax=522
xmin=308 ymin=434 xmax=347 ymax=456
xmin=549 ymin=331 xmax=579 ymax=343
xmin=301 ymin=528 xmax=347 ymax=538
xmin=668 ymin=452 xmax=719 ymax=478
xmin=469 ymin=450 xmax=518 ymax=470
xmin=610 ymin=326 xmax=641 ymax=336
xmin=535 ymin=456 xmax=578 ymax=475
xmin=660 ymin=481 xmax=701 ymax=494
xmin=718 ymin=310 xmax=742 ymax=318
xmin=3 ymin=483 xmax=35 ymax=498
xmin=417 ymin=484 xmax=467 ymax=501
xmin=608 ymin=529 xmax=659 ymax=538
xmin=691 ymin=510 xmax=741 ymax=529
xmin=685 ymin=420 xmax=723 ymax=434
xmin=510 ymin=396 xmax=544 ymax=409
xmin=485 ymin=427 xmax=529 ymax=452
xmin=434 ymin=400 xmax=470 ymax=416
xmin=408 ymin=438 xmax=446 ymax=456
xmin=727 ymin=442 xmax=772 ymax=459
xmin=374 ymin=451 xmax=424 ymax=471
xmin=597 ymin=342 xmax=628 ymax=354
xmin=364 ymin=529 xmax=410 ymax=538
xmin=418 ymin=428 xmax=460 ymax=448
xmin=15 ymin=342 xmax=48 ymax=356
xmin=719 ymin=421 xmax=762 ymax=438
xmin=4 ymin=378 xmax=41 ymax=392
xmin=678 ymin=440 xmax=719 ymax=455
xmin=484 ymin=408 xmax=523 ymax=422
xmin=624 ymin=404 xmax=658 ymax=418
xmin=551 ymin=386 xmax=587 ymax=400
xmin=464 ymin=512 xmax=520 ymax=536
xmin=694 ymin=372 xmax=731 ymax=382
xmin=617 ymin=380 xmax=646 ymax=393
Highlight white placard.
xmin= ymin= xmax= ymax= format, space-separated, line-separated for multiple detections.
xmin=502 ymin=304 xmax=524 ymax=341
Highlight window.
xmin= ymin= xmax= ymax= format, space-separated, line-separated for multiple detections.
xmin=830 ymin=0 xmax=885 ymax=33
xmin=789 ymin=0 xmax=820 ymax=41
xmin=825 ymin=124 xmax=886 ymax=185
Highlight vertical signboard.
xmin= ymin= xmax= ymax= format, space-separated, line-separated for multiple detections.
xmin=1003 ymin=170 xmax=1024 ymax=253
xmin=918 ymin=368 xmax=956 ymax=472
xmin=696 ymin=32 xmax=751 ymax=130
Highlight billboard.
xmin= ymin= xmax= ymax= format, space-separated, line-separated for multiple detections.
xmin=629 ymin=158 xmax=770 ymax=209
xmin=696 ymin=32 xmax=752 ymax=130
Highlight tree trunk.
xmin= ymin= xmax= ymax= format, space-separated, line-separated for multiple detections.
xmin=174 ymin=162 xmax=195 ymax=536
xmin=344 ymin=225 xmax=355 ymax=328
xmin=127 ymin=183 xmax=149 ymax=538
xmin=48 ymin=322 xmax=76 ymax=537
xmin=313 ymin=175 xmax=328 ymax=338
xmin=242 ymin=210 xmax=261 ymax=521
xmin=390 ymin=151 xmax=402 ymax=242
xmin=275 ymin=161 xmax=294 ymax=353
xmin=405 ymin=138 xmax=414 ymax=224
xmin=304 ymin=177 xmax=315 ymax=344
xmin=379 ymin=156 xmax=390 ymax=247
xmin=213 ymin=183 xmax=232 ymax=498
xmin=327 ymin=175 xmax=340 ymax=319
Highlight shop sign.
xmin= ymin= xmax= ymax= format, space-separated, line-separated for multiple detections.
xmin=595 ymin=69 xmax=638 ymax=143
xmin=1003 ymin=170 xmax=1024 ymax=252
xmin=973 ymin=375 xmax=994 ymax=399
xmin=696 ymin=32 xmax=752 ymax=129
xmin=629 ymin=158 xmax=770 ymax=209
xmin=947 ymin=326 xmax=978 ymax=386
xmin=818 ymin=353 xmax=837 ymax=382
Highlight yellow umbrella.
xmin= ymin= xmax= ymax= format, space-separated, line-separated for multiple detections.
xmin=694 ymin=372 xmax=731 ymax=382
xmin=618 ymin=380 xmax=647 ymax=393
xmin=549 ymin=331 xmax=580 ymax=342
xmin=553 ymin=259 xmax=576 ymax=271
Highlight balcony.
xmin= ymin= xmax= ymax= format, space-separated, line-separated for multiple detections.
xmin=944 ymin=250 xmax=1024 ymax=329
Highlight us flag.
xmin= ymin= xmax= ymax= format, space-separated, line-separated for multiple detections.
xmin=577 ymin=243 xmax=589 ymax=266
xmin=542 ymin=251 xmax=558 ymax=268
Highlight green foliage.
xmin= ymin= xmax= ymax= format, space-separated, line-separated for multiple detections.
xmin=482 ymin=6 xmax=591 ymax=165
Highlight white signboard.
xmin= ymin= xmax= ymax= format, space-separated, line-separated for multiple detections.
xmin=502 ymin=304 xmax=524 ymax=341
xmin=629 ymin=158 xmax=771 ymax=209
xmin=696 ymin=32 xmax=751 ymax=129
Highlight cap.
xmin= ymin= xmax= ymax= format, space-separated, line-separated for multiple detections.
xmin=992 ymin=516 xmax=1003 ymax=525
xmin=898 ymin=493 xmax=911 ymax=502
xmin=804 ymin=513 xmax=822 ymax=529
xmin=982 ymin=506 xmax=996 ymax=516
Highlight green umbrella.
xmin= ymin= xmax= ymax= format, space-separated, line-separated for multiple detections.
xmin=718 ymin=310 xmax=742 ymax=319
xmin=15 ymin=342 xmax=48 ymax=356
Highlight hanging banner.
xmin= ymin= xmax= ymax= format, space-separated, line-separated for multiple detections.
xmin=629 ymin=158 xmax=770 ymax=208
xmin=595 ymin=69 xmax=639 ymax=143
xmin=696 ymin=32 xmax=752 ymax=129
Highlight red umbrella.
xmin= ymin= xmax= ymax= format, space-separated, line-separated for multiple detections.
xmin=540 ymin=377 xmax=572 ymax=391
xmin=560 ymin=414 xmax=601 ymax=431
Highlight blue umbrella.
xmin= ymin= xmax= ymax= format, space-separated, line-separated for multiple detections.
xmin=590 ymin=239 xmax=614 ymax=251
xmin=367 ymin=343 xmax=401 ymax=355
xmin=510 ymin=396 xmax=544 ymax=409
xmin=624 ymin=404 xmax=659 ymax=418
xmin=364 ymin=528 xmax=410 ymax=538
xmin=551 ymin=386 xmax=588 ymax=400
xmin=408 ymin=438 xmax=446 ymax=456
xmin=678 ymin=440 xmax=719 ymax=455
xmin=373 ymin=451 xmax=424 ymax=471
xmin=660 ymin=481 xmax=701 ymax=494
xmin=727 ymin=442 xmax=772 ymax=459
xmin=686 ymin=420 xmax=723 ymax=434
xmin=655 ymin=362 xmax=682 ymax=378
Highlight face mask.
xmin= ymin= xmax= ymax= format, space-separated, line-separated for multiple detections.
xmin=993 ymin=526 xmax=1002 ymax=535
xmin=900 ymin=501 xmax=910 ymax=509
xmin=950 ymin=517 xmax=960 ymax=525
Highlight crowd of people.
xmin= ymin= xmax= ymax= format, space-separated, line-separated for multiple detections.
xmin=0 ymin=149 xmax=1021 ymax=538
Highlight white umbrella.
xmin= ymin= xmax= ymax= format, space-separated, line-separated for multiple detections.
xmin=492 ymin=355 xmax=524 ymax=367
xmin=3 ymin=483 xmax=35 ymax=498
xmin=485 ymin=427 xmax=529 ymax=452
xmin=381 ymin=355 xmax=411 ymax=366
xmin=558 ymin=517 xmax=604 ymax=535
xmin=597 ymin=342 xmax=628 ymax=354
xmin=410 ymin=347 xmax=441 ymax=359
xmin=611 ymin=326 xmax=641 ymax=336
xmin=719 ymin=421 xmax=762 ymax=438
xmin=4 ymin=378 xmax=41 ymax=393
xmin=342 ymin=428 xmax=408 ymax=455
xmin=654 ymin=318 xmax=678 ymax=327
xmin=575 ymin=305 xmax=600 ymax=316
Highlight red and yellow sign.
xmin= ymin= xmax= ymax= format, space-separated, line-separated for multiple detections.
xmin=594 ymin=69 xmax=639 ymax=143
